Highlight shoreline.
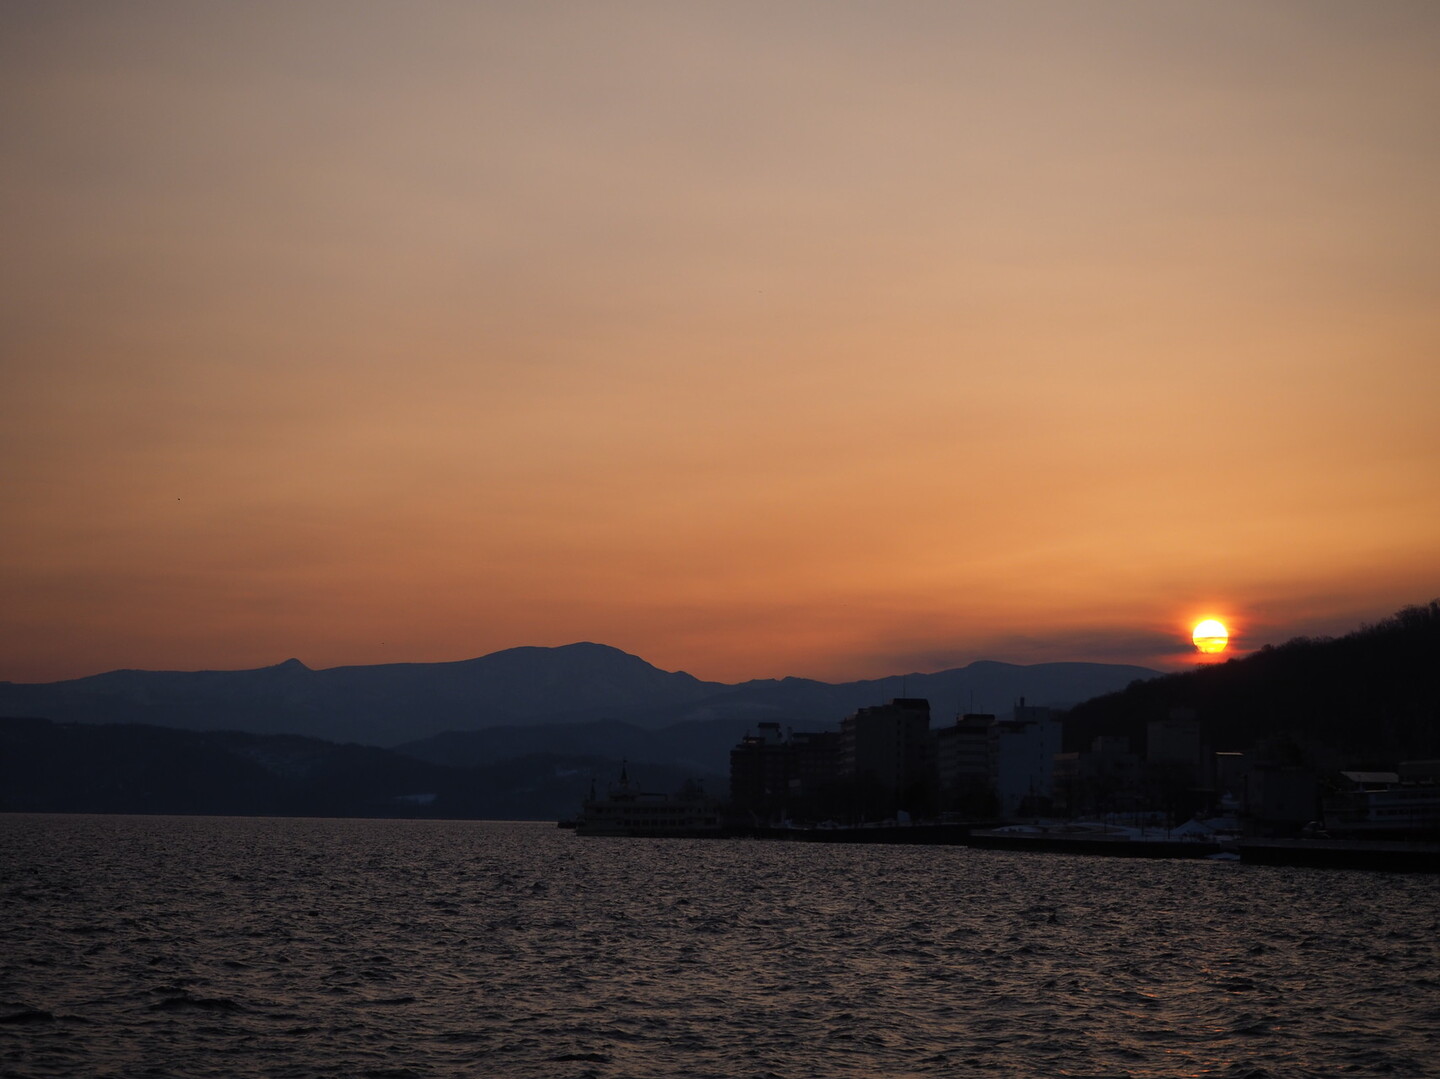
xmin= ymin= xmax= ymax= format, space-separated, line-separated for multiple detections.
xmin=694 ymin=821 xmax=1440 ymax=871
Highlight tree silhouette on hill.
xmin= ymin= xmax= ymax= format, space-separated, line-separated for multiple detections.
xmin=1062 ymin=601 xmax=1440 ymax=766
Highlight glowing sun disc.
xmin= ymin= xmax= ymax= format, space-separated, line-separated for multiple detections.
xmin=1192 ymin=619 xmax=1229 ymax=654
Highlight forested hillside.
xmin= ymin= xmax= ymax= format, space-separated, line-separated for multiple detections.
xmin=1063 ymin=602 xmax=1440 ymax=766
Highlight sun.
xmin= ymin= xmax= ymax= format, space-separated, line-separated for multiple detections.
xmin=1192 ymin=619 xmax=1229 ymax=654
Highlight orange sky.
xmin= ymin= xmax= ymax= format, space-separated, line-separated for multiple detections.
xmin=2 ymin=2 xmax=1437 ymax=685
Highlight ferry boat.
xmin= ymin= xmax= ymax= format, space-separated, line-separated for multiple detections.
xmin=575 ymin=764 xmax=721 ymax=837
xmin=1323 ymin=767 xmax=1440 ymax=839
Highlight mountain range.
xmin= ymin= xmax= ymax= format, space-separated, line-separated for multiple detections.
xmin=0 ymin=643 xmax=1157 ymax=752
xmin=4 ymin=604 xmax=1435 ymax=820
xmin=0 ymin=716 xmax=721 ymax=821
xmin=0 ymin=645 xmax=1156 ymax=819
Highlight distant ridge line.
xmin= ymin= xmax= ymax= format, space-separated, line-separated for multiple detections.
xmin=0 ymin=644 xmax=1159 ymax=751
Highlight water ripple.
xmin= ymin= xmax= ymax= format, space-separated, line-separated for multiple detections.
xmin=3 ymin=815 xmax=1438 ymax=1077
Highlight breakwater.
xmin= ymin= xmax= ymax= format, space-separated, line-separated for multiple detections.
xmin=720 ymin=822 xmax=1440 ymax=871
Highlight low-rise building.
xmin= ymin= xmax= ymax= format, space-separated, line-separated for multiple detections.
xmin=1147 ymin=710 xmax=1203 ymax=783
xmin=1052 ymin=735 xmax=1140 ymax=816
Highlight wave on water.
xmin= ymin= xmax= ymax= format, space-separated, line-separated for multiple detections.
xmin=3 ymin=814 xmax=1439 ymax=1078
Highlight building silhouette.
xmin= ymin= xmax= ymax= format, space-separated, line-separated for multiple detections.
xmin=935 ymin=712 xmax=996 ymax=815
xmin=992 ymin=699 xmax=1061 ymax=817
xmin=839 ymin=698 xmax=936 ymax=816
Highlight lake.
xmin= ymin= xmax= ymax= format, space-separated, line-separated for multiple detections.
xmin=3 ymin=814 xmax=1437 ymax=1077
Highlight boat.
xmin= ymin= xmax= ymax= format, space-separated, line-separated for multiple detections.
xmin=965 ymin=819 xmax=1231 ymax=859
xmin=1322 ymin=767 xmax=1440 ymax=840
xmin=574 ymin=764 xmax=721 ymax=837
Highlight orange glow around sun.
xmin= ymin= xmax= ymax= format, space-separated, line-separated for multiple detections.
xmin=1191 ymin=619 xmax=1229 ymax=654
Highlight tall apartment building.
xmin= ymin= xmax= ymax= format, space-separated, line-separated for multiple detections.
xmin=790 ymin=729 xmax=841 ymax=800
xmin=992 ymin=700 xmax=1062 ymax=817
xmin=935 ymin=712 xmax=996 ymax=810
xmin=839 ymin=697 xmax=936 ymax=809
xmin=729 ymin=722 xmax=792 ymax=816
xmin=729 ymin=724 xmax=843 ymax=821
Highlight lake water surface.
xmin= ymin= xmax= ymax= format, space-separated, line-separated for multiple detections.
xmin=3 ymin=814 xmax=1437 ymax=1078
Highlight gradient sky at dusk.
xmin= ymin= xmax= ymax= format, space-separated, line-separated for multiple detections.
xmin=3 ymin=2 xmax=1438 ymax=685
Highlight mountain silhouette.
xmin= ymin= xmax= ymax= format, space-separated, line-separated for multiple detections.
xmin=5 ymin=606 xmax=1433 ymax=820
xmin=0 ymin=715 xmax=721 ymax=820
xmin=0 ymin=645 xmax=1156 ymax=749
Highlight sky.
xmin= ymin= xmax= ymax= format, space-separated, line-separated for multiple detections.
xmin=2 ymin=1 xmax=1438 ymax=685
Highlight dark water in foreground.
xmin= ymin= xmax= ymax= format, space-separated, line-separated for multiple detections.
xmin=2 ymin=816 xmax=1438 ymax=1078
